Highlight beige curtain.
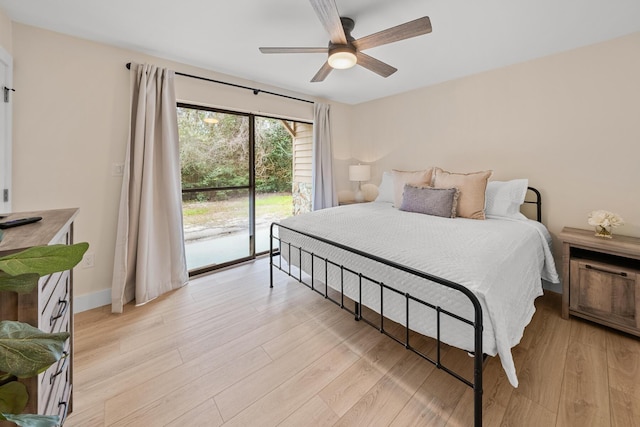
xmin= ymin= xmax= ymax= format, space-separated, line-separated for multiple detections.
xmin=111 ymin=63 xmax=188 ymax=313
xmin=312 ymin=103 xmax=337 ymax=210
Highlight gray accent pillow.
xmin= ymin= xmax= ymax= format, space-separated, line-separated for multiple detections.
xmin=399 ymin=185 xmax=459 ymax=218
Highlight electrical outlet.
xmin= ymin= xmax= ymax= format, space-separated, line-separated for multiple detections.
xmin=82 ymin=252 xmax=95 ymax=269
xmin=111 ymin=163 xmax=125 ymax=177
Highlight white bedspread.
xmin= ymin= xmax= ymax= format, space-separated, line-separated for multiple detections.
xmin=277 ymin=202 xmax=559 ymax=387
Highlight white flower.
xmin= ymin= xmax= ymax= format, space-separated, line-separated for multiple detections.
xmin=588 ymin=210 xmax=624 ymax=228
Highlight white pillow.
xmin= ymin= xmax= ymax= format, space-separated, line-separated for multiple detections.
xmin=485 ymin=179 xmax=529 ymax=220
xmin=374 ymin=171 xmax=394 ymax=203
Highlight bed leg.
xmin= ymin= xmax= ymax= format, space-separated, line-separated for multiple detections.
xmin=269 ymin=223 xmax=274 ymax=288
xmin=354 ymin=302 xmax=360 ymax=321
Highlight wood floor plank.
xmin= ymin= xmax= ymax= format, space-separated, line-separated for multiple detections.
xmin=607 ymin=330 xmax=640 ymax=401
xmin=101 ymin=311 xmax=304 ymax=423
xmin=278 ymin=395 xmax=339 ymax=427
xmin=260 ymin=307 xmax=340 ymax=360
xmin=446 ymin=345 xmax=527 ymax=427
xmin=556 ymin=341 xmax=610 ymax=426
xmin=501 ymin=392 xmax=557 ymax=427
xmin=334 ymin=350 xmax=435 ymax=427
xmin=610 ymin=387 xmax=640 ymax=427
xmin=319 ymin=336 xmax=407 ymax=416
xmin=72 ymin=349 xmax=183 ymax=416
xmin=165 ymin=398 xmax=224 ymax=427
xmin=176 ymin=287 xmax=319 ymax=362
xmin=64 ymin=405 xmax=105 ymax=427
xmin=569 ymin=316 xmax=608 ymax=352
xmin=106 ymin=346 xmax=272 ymax=426
xmin=222 ymin=343 xmax=360 ymax=427
xmin=214 ymin=312 xmax=365 ymax=421
xmin=390 ymin=348 xmax=469 ymax=427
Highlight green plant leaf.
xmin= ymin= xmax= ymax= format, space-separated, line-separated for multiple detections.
xmin=0 ymin=413 xmax=61 ymax=427
xmin=0 ymin=272 xmax=40 ymax=294
xmin=0 ymin=321 xmax=69 ymax=378
xmin=0 ymin=243 xmax=89 ymax=277
xmin=0 ymin=381 xmax=28 ymax=414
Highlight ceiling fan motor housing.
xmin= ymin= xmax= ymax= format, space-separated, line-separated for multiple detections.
xmin=328 ymin=17 xmax=357 ymax=69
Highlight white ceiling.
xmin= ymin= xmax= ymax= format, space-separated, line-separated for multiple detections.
xmin=1 ymin=0 xmax=639 ymax=104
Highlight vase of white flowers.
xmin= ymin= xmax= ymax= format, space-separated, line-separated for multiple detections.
xmin=587 ymin=210 xmax=624 ymax=239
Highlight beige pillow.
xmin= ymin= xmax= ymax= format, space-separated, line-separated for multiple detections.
xmin=392 ymin=169 xmax=433 ymax=208
xmin=432 ymin=168 xmax=492 ymax=219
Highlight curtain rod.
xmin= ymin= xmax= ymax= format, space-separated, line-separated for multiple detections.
xmin=125 ymin=62 xmax=314 ymax=105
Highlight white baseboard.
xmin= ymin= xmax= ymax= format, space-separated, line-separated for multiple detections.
xmin=74 ymin=288 xmax=111 ymax=313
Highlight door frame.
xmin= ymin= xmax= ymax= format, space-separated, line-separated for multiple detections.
xmin=0 ymin=47 xmax=12 ymax=214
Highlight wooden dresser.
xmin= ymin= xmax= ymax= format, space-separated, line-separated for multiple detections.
xmin=559 ymin=227 xmax=640 ymax=337
xmin=0 ymin=208 xmax=79 ymax=424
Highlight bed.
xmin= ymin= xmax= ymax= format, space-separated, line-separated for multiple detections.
xmin=269 ymin=186 xmax=559 ymax=427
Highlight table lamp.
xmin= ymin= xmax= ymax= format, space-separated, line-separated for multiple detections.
xmin=349 ymin=164 xmax=371 ymax=203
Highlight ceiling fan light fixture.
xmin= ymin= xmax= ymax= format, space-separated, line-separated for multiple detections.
xmin=328 ymin=46 xmax=357 ymax=69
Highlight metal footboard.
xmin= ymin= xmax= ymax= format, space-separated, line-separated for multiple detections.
xmin=269 ymin=222 xmax=484 ymax=427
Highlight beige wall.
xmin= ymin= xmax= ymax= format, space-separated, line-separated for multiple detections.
xmin=10 ymin=23 xmax=349 ymax=306
xmin=0 ymin=7 xmax=11 ymax=54
xmin=350 ymin=32 xmax=640 ymax=255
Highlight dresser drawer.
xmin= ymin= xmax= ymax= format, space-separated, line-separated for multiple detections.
xmin=44 ymin=358 xmax=70 ymax=420
xmin=38 ymin=326 xmax=70 ymax=408
xmin=38 ymin=271 xmax=64 ymax=315
xmin=40 ymin=271 xmax=70 ymax=334
xmin=52 ymin=381 xmax=71 ymax=425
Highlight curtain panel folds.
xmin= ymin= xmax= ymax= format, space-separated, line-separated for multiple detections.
xmin=111 ymin=64 xmax=188 ymax=313
xmin=312 ymin=103 xmax=337 ymax=210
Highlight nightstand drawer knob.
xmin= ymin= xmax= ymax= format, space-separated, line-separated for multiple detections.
xmin=585 ymin=264 xmax=628 ymax=277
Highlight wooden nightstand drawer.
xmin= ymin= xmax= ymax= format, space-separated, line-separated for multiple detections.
xmin=569 ymin=259 xmax=640 ymax=329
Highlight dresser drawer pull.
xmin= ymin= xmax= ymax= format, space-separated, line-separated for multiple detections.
xmin=49 ymin=351 xmax=69 ymax=384
xmin=50 ymin=298 xmax=69 ymax=326
xmin=585 ymin=264 xmax=628 ymax=277
xmin=58 ymin=399 xmax=69 ymax=422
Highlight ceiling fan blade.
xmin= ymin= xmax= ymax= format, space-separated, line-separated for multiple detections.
xmin=355 ymin=52 xmax=397 ymax=78
xmin=311 ymin=61 xmax=333 ymax=82
xmin=353 ymin=16 xmax=432 ymax=51
xmin=259 ymin=47 xmax=328 ymax=54
xmin=309 ymin=0 xmax=347 ymax=44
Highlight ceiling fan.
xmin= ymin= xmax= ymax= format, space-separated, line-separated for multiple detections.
xmin=259 ymin=0 xmax=432 ymax=82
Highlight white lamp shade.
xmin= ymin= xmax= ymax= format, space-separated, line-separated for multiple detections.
xmin=349 ymin=164 xmax=371 ymax=182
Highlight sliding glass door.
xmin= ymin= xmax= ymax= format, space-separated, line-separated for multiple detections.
xmin=178 ymin=106 xmax=252 ymax=272
xmin=177 ymin=104 xmax=307 ymax=275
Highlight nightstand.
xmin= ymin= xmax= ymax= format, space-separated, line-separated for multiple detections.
xmin=559 ymin=227 xmax=640 ymax=336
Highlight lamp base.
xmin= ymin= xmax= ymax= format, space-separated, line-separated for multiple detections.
xmin=354 ymin=190 xmax=365 ymax=203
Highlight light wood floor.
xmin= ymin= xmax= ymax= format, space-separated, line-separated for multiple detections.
xmin=66 ymin=257 xmax=640 ymax=427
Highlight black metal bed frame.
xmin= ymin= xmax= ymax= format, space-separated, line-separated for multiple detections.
xmin=269 ymin=187 xmax=542 ymax=427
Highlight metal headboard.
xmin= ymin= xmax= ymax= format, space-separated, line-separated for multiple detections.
xmin=524 ymin=187 xmax=542 ymax=222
